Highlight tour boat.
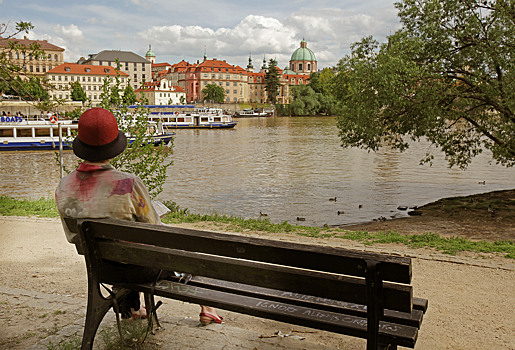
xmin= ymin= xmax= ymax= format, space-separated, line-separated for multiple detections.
xmin=148 ymin=107 xmax=238 ymax=129
xmin=0 ymin=117 xmax=174 ymax=151
xmin=233 ymin=108 xmax=274 ymax=118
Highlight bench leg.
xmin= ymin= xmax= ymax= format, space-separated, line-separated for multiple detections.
xmin=143 ymin=293 xmax=164 ymax=333
xmin=365 ymin=260 xmax=383 ymax=350
xmin=81 ymin=281 xmax=128 ymax=350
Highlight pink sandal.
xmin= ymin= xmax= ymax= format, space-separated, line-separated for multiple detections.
xmin=199 ymin=311 xmax=223 ymax=325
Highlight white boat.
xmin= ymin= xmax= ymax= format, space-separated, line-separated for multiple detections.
xmin=0 ymin=117 xmax=174 ymax=151
xmin=0 ymin=117 xmax=77 ymax=150
xmin=234 ymin=108 xmax=274 ymax=118
xmin=148 ymin=107 xmax=238 ymax=129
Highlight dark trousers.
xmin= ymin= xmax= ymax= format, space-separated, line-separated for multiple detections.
xmin=99 ymin=261 xmax=174 ymax=318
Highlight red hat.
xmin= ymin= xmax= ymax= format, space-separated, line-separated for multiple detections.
xmin=72 ymin=108 xmax=127 ymax=161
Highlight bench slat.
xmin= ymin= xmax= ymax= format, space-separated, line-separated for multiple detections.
xmin=190 ymin=276 xmax=424 ymax=328
xmin=83 ymin=219 xmax=412 ymax=283
xmin=125 ymin=279 xmax=418 ymax=348
xmin=97 ymin=240 xmax=413 ymax=313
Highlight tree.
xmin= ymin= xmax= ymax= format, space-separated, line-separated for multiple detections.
xmin=0 ymin=21 xmax=56 ymax=109
xmin=201 ymin=84 xmax=225 ymax=103
xmin=70 ymin=80 xmax=87 ymax=104
xmin=96 ymin=69 xmax=173 ymax=198
xmin=264 ymin=59 xmax=281 ymax=104
xmin=122 ymin=81 xmax=138 ymax=105
xmin=336 ymin=0 xmax=514 ymax=168
xmin=290 ymin=85 xmax=321 ymax=115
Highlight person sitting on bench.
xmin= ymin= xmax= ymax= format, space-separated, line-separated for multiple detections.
xmin=55 ymin=107 xmax=222 ymax=325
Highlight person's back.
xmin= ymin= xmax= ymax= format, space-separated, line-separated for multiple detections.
xmin=56 ymin=162 xmax=159 ymax=243
xmin=55 ymin=108 xmax=222 ymax=324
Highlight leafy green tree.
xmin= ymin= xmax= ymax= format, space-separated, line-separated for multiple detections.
xmin=290 ymin=85 xmax=320 ymax=115
xmin=264 ymin=59 xmax=281 ymax=104
xmin=25 ymin=76 xmax=50 ymax=101
xmin=0 ymin=21 xmax=56 ymax=110
xmin=70 ymin=80 xmax=87 ymax=104
xmin=122 ymin=81 xmax=138 ymax=105
xmin=201 ymin=84 xmax=225 ymax=103
xmin=336 ymin=0 xmax=514 ymax=168
xmin=97 ymin=69 xmax=173 ymax=198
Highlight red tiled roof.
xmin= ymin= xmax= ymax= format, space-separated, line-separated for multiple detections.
xmin=135 ymin=81 xmax=185 ymax=93
xmin=47 ymin=63 xmax=128 ymax=76
xmin=152 ymin=63 xmax=171 ymax=68
xmin=0 ymin=37 xmax=64 ymax=51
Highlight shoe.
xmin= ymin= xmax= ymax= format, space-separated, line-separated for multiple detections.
xmin=199 ymin=311 xmax=223 ymax=326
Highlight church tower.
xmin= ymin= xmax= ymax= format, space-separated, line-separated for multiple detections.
xmin=145 ymin=45 xmax=155 ymax=64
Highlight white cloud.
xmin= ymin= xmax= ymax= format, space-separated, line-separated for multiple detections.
xmin=54 ymin=24 xmax=84 ymax=43
xmin=139 ymin=15 xmax=299 ymax=68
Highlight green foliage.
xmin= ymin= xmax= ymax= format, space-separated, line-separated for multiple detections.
xmin=0 ymin=22 xmax=53 ymax=102
xmin=264 ymin=59 xmax=281 ymax=104
xmin=290 ymin=85 xmax=320 ymax=115
xmin=84 ymin=64 xmax=174 ymax=198
xmin=336 ymin=0 xmax=515 ymax=168
xmin=122 ymin=80 xmax=138 ymax=105
xmin=290 ymin=83 xmax=338 ymax=116
xmin=69 ymin=80 xmax=87 ymax=103
xmin=201 ymin=84 xmax=225 ymax=103
xmin=0 ymin=196 xmax=59 ymax=217
xmin=99 ymin=319 xmax=150 ymax=350
xmin=46 ymin=334 xmax=81 ymax=350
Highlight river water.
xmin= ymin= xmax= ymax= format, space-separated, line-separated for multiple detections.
xmin=1 ymin=116 xmax=514 ymax=227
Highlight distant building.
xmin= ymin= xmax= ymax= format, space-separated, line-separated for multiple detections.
xmin=79 ymin=50 xmax=151 ymax=91
xmin=46 ymin=63 xmax=128 ymax=105
xmin=135 ymin=79 xmax=186 ymax=105
xmin=289 ymin=39 xmax=317 ymax=75
xmin=138 ymin=39 xmax=318 ymax=104
xmin=0 ymin=36 xmax=64 ymax=79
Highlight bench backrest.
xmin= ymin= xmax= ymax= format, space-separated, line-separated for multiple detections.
xmin=70 ymin=218 xmax=414 ymax=313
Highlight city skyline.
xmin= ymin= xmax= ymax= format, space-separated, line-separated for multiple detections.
xmin=0 ymin=0 xmax=401 ymax=70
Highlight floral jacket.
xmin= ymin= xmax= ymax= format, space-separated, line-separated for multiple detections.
xmin=55 ymin=163 xmax=160 ymax=243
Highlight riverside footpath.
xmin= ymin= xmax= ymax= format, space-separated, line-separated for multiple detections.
xmin=0 ymin=216 xmax=514 ymax=349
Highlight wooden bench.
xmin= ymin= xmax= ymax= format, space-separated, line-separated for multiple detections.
xmin=66 ymin=218 xmax=428 ymax=350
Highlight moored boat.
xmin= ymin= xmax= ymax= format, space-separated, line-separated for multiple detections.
xmin=233 ymin=108 xmax=274 ymax=118
xmin=0 ymin=117 xmax=174 ymax=151
xmin=149 ymin=107 xmax=237 ymax=129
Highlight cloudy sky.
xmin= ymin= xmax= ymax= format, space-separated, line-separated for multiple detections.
xmin=1 ymin=0 xmax=401 ymax=70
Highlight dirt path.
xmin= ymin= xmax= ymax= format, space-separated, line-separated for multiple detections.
xmin=0 ymin=215 xmax=514 ymax=349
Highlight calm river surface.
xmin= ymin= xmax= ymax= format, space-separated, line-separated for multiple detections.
xmin=1 ymin=116 xmax=514 ymax=227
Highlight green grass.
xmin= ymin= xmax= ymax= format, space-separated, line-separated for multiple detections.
xmin=0 ymin=195 xmax=59 ymax=217
xmin=46 ymin=334 xmax=81 ymax=350
xmin=1 ymin=196 xmax=513 ymax=259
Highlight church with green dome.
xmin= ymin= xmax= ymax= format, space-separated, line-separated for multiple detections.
xmin=288 ymin=39 xmax=317 ymax=75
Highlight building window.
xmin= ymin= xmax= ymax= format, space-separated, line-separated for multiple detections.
xmin=58 ymin=76 xmax=62 ymax=81
xmin=30 ymin=66 xmax=33 ymax=72
xmin=307 ymin=64 xmax=311 ymax=71
xmin=99 ymin=61 xmax=103 ymax=65
xmin=36 ymin=66 xmax=40 ymax=72
xmin=134 ymin=63 xmax=137 ymax=69
xmin=299 ymin=63 xmax=303 ymax=71
xmin=54 ymin=54 xmax=58 ymax=61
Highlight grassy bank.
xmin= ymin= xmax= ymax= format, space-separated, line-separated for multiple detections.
xmin=1 ymin=195 xmax=513 ymax=258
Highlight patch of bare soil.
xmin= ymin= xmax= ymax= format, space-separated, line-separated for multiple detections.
xmin=343 ymin=189 xmax=515 ymax=241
